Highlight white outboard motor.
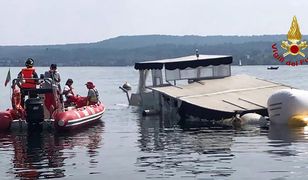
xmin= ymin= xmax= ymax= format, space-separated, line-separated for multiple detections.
xmin=267 ymin=89 xmax=308 ymax=125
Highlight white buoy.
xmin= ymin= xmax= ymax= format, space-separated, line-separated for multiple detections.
xmin=240 ymin=113 xmax=268 ymax=128
xmin=216 ymin=113 xmax=267 ymax=128
xmin=267 ymin=89 xmax=308 ymax=126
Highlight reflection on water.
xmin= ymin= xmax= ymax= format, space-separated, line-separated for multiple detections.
xmin=2 ymin=105 xmax=308 ymax=179
xmin=137 ymin=115 xmax=238 ymax=179
xmin=0 ymin=121 xmax=103 ymax=179
xmin=136 ymin=115 xmax=308 ymax=179
xmin=268 ymin=125 xmax=308 ymax=143
xmin=267 ymin=125 xmax=308 ymax=157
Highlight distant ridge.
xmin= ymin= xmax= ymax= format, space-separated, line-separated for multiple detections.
xmin=93 ymin=34 xmax=287 ymax=49
xmin=0 ymin=34 xmax=302 ymax=66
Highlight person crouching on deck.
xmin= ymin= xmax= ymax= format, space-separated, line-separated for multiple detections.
xmin=63 ymin=79 xmax=81 ymax=107
xmin=17 ymin=58 xmax=38 ymax=106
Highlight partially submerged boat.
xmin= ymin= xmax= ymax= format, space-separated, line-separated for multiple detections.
xmin=123 ymin=54 xmax=292 ymax=124
xmin=0 ymin=77 xmax=105 ymax=131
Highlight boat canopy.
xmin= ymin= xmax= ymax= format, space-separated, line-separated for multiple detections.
xmin=134 ymin=55 xmax=233 ymax=70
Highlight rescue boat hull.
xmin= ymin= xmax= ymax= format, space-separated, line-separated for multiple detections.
xmin=54 ymin=103 xmax=105 ymax=131
xmin=0 ymin=110 xmax=13 ymax=131
xmin=0 ymin=103 xmax=105 ymax=131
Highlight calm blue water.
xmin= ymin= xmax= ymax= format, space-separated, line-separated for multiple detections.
xmin=0 ymin=66 xmax=308 ymax=179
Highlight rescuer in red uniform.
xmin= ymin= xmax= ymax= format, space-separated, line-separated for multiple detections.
xmin=17 ymin=58 xmax=38 ymax=106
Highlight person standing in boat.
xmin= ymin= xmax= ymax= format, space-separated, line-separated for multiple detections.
xmin=85 ymin=81 xmax=99 ymax=105
xmin=44 ymin=64 xmax=62 ymax=103
xmin=18 ymin=58 xmax=38 ymax=88
xmin=17 ymin=58 xmax=39 ymax=106
xmin=45 ymin=64 xmax=61 ymax=91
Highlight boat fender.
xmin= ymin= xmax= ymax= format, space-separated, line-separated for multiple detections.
xmin=267 ymin=89 xmax=308 ymax=124
xmin=0 ymin=111 xmax=13 ymax=130
xmin=142 ymin=109 xmax=159 ymax=116
xmin=11 ymin=87 xmax=25 ymax=119
xmin=219 ymin=113 xmax=268 ymax=128
xmin=240 ymin=113 xmax=267 ymax=126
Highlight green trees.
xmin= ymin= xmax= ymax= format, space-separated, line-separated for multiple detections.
xmin=0 ymin=35 xmax=294 ymax=66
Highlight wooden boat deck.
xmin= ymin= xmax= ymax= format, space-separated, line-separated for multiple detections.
xmin=150 ymin=74 xmax=292 ymax=113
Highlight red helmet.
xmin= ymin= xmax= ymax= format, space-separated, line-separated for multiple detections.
xmin=85 ymin=81 xmax=95 ymax=88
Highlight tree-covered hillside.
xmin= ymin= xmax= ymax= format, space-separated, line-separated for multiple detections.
xmin=0 ymin=35 xmax=296 ymax=66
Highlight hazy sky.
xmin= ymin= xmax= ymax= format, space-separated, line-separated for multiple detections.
xmin=1 ymin=0 xmax=308 ymax=45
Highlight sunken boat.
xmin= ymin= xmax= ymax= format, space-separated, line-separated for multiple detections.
xmin=123 ymin=54 xmax=292 ymax=123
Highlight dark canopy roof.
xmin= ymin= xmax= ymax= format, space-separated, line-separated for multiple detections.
xmin=134 ymin=55 xmax=233 ymax=70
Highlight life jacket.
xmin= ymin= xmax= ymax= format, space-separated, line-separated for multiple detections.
xmin=89 ymin=88 xmax=99 ymax=103
xmin=21 ymin=68 xmax=36 ymax=89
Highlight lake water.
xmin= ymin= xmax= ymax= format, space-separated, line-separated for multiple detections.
xmin=0 ymin=66 xmax=308 ymax=179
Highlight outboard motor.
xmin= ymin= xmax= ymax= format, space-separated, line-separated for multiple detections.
xmin=25 ymin=98 xmax=44 ymax=125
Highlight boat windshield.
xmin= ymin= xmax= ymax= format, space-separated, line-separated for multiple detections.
xmin=165 ymin=65 xmax=231 ymax=81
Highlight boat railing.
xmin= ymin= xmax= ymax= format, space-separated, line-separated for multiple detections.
xmin=12 ymin=78 xmax=58 ymax=94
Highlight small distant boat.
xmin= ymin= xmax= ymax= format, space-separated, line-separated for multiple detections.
xmin=239 ymin=59 xmax=242 ymax=66
xmin=267 ymin=66 xmax=279 ymax=70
